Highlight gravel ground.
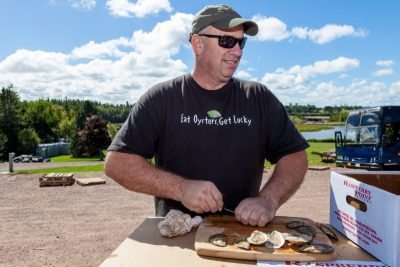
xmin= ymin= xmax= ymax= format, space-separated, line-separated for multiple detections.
xmin=0 ymin=165 xmax=341 ymax=266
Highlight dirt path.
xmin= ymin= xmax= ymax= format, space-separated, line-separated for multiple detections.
xmin=0 ymin=167 xmax=340 ymax=266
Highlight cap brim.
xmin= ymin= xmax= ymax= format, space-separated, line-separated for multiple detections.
xmin=213 ymin=17 xmax=259 ymax=36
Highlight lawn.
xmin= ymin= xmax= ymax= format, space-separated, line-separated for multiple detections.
xmin=50 ymin=155 xmax=104 ymax=162
xmin=18 ymin=142 xmax=335 ymax=174
xmin=18 ymin=164 xmax=104 ymax=174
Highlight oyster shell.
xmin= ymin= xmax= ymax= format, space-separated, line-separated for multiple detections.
xmin=298 ymin=243 xmax=334 ymax=254
xmin=234 ymin=236 xmax=251 ymax=250
xmin=317 ymin=223 xmax=338 ymax=241
xmin=209 ymin=233 xmax=227 ymax=247
xmin=247 ymin=230 xmax=268 ymax=245
xmin=282 ymin=232 xmax=312 ymax=245
xmin=264 ymin=230 xmax=285 ymax=249
xmin=158 ymin=209 xmax=202 ymax=237
xmin=286 ymin=220 xmax=306 ymax=229
xmin=295 ymin=225 xmax=316 ymax=237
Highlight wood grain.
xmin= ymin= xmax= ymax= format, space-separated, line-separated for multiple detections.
xmin=195 ymin=215 xmax=336 ymax=262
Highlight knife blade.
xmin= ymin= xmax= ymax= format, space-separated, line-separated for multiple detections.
xmin=223 ymin=207 xmax=235 ymax=214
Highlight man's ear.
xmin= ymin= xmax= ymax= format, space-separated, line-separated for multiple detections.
xmin=191 ymin=35 xmax=203 ymax=56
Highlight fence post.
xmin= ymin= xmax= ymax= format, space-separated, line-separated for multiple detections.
xmin=9 ymin=152 xmax=15 ymax=173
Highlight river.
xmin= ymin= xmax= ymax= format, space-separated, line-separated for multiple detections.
xmin=301 ymin=126 xmax=345 ymax=140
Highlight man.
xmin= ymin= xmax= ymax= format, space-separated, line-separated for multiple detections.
xmin=105 ymin=4 xmax=309 ymax=227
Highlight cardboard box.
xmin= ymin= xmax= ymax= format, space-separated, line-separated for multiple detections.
xmin=330 ymin=171 xmax=400 ymax=267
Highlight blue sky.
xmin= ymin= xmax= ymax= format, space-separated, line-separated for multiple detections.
xmin=1 ymin=0 xmax=399 ymax=106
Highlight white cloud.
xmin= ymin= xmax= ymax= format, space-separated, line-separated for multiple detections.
xmin=106 ymin=0 xmax=172 ymax=18
xmin=373 ymin=68 xmax=393 ymax=77
xmin=262 ymin=57 xmax=359 ymax=92
xmin=252 ymin=15 xmax=290 ymax=41
xmin=389 ymin=81 xmax=400 ymax=95
xmin=299 ymin=24 xmax=367 ymax=44
xmin=68 ymin=0 xmax=96 ymax=10
xmin=70 ymin=38 xmax=132 ymax=59
xmin=252 ymin=15 xmax=367 ymax=44
xmin=0 ymin=12 xmax=192 ymax=104
xmin=376 ymin=60 xmax=394 ymax=67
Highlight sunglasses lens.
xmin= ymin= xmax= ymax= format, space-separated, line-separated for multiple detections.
xmin=219 ymin=36 xmax=246 ymax=49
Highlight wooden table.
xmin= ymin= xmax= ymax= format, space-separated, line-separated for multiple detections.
xmin=100 ymin=217 xmax=380 ymax=267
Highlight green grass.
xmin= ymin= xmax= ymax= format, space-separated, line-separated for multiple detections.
xmin=19 ymin=142 xmax=335 ymax=173
xmin=306 ymin=142 xmax=335 ymax=165
xmin=295 ymin=124 xmax=333 ymax=132
xmin=18 ymin=164 xmax=104 ymax=174
xmin=50 ymin=155 xmax=103 ymax=162
xmin=264 ymin=141 xmax=335 ymax=168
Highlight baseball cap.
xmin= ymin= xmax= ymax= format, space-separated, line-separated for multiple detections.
xmin=191 ymin=4 xmax=258 ymax=37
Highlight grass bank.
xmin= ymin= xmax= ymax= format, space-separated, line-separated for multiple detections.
xmin=18 ymin=142 xmax=334 ymax=174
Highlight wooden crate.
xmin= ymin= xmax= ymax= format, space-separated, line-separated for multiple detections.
xmin=39 ymin=173 xmax=75 ymax=187
xmin=75 ymin=177 xmax=106 ymax=186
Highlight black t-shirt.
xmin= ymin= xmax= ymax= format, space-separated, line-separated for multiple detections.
xmin=108 ymin=73 xmax=309 ymax=216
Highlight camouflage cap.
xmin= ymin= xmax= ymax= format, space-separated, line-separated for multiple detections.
xmin=191 ymin=4 xmax=258 ymax=37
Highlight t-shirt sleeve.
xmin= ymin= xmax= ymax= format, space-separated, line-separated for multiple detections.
xmin=107 ymin=91 xmax=162 ymax=159
xmin=264 ymin=94 xmax=309 ymax=164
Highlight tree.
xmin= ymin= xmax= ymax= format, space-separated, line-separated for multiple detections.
xmin=0 ymin=133 xmax=7 ymax=159
xmin=23 ymin=100 xmax=66 ymax=143
xmin=17 ymin=128 xmax=41 ymax=154
xmin=0 ymin=84 xmax=21 ymax=159
xmin=76 ymin=115 xmax=111 ymax=158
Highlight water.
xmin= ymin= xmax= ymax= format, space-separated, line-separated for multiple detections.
xmin=301 ymin=126 xmax=345 ymax=140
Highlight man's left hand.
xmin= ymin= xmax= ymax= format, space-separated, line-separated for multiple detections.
xmin=234 ymin=196 xmax=278 ymax=227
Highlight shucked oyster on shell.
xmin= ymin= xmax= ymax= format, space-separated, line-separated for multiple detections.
xmin=209 ymin=233 xmax=227 ymax=247
xmin=247 ymin=230 xmax=269 ymax=245
xmin=234 ymin=236 xmax=251 ymax=250
xmin=282 ymin=232 xmax=312 ymax=245
xmin=264 ymin=230 xmax=285 ymax=249
xmin=158 ymin=209 xmax=202 ymax=237
xmin=298 ymin=243 xmax=334 ymax=254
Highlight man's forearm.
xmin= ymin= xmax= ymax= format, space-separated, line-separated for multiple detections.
xmin=259 ymin=150 xmax=308 ymax=207
xmin=104 ymin=151 xmax=184 ymax=202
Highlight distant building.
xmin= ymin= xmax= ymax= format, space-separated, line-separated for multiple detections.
xmin=303 ymin=116 xmax=330 ymax=123
xmin=36 ymin=142 xmax=70 ymax=158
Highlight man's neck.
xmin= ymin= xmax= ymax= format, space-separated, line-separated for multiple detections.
xmin=191 ymin=70 xmax=229 ymax=90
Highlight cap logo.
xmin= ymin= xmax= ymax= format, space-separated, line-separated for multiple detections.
xmin=216 ymin=5 xmax=234 ymax=12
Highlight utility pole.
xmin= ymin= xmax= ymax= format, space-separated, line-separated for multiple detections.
xmin=9 ymin=152 xmax=15 ymax=173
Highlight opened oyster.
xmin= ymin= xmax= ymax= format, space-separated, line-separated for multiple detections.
xmin=234 ymin=236 xmax=251 ymax=250
xmin=209 ymin=234 xmax=227 ymax=247
xmin=158 ymin=209 xmax=202 ymax=237
xmin=264 ymin=230 xmax=285 ymax=249
xmin=247 ymin=230 xmax=268 ymax=245
xmin=298 ymin=243 xmax=334 ymax=254
xmin=282 ymin=232 xmax=312 ymax=245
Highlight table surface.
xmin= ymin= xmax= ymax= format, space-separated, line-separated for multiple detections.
xmin=100 ymin=217 xmax=379 ymax=267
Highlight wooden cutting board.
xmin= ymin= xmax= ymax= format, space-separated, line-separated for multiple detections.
xmin=195 ymin=215 xmax=336 ymax=262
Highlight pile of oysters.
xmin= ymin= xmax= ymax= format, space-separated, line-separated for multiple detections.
xmin=209 ymin=220 xmax=337 ymax=254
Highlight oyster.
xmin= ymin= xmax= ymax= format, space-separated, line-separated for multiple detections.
xmin=317 ymin=223 xmax=338 ymax=241
xmin=298 ymin=243 xmax=334 ymax=254
xmin=295 ymin=225 xmax=316 ymax=237
xmin=247 ymin=230 xmax=268 ymax=245
xmin=282 ymin=232 xmax=312 ymax=245
xmin=286 ymin=220 xmax=306 ymax=229
xmin=209 ymin=233 xmax=227 ymax=247
xmin=158 ymin=209 xmax=202 ymax=237
xmin=264 ymin=230 xmax=285 ymax=249
xmin=234 ymin=236 xmax=251 ymax=250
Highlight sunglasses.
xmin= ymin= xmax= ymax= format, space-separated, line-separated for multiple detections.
xmin=197 ymin=34 xmax=247 ymax=49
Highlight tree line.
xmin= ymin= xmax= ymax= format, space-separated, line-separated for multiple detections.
xmin=0 ymin=84 xmax=360 ymax=160
xmin=0 ymin=84 xmax=131 ymax=160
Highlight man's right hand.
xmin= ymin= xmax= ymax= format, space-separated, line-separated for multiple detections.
xmin=178 ymin=180 xmax=224 ymax=213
